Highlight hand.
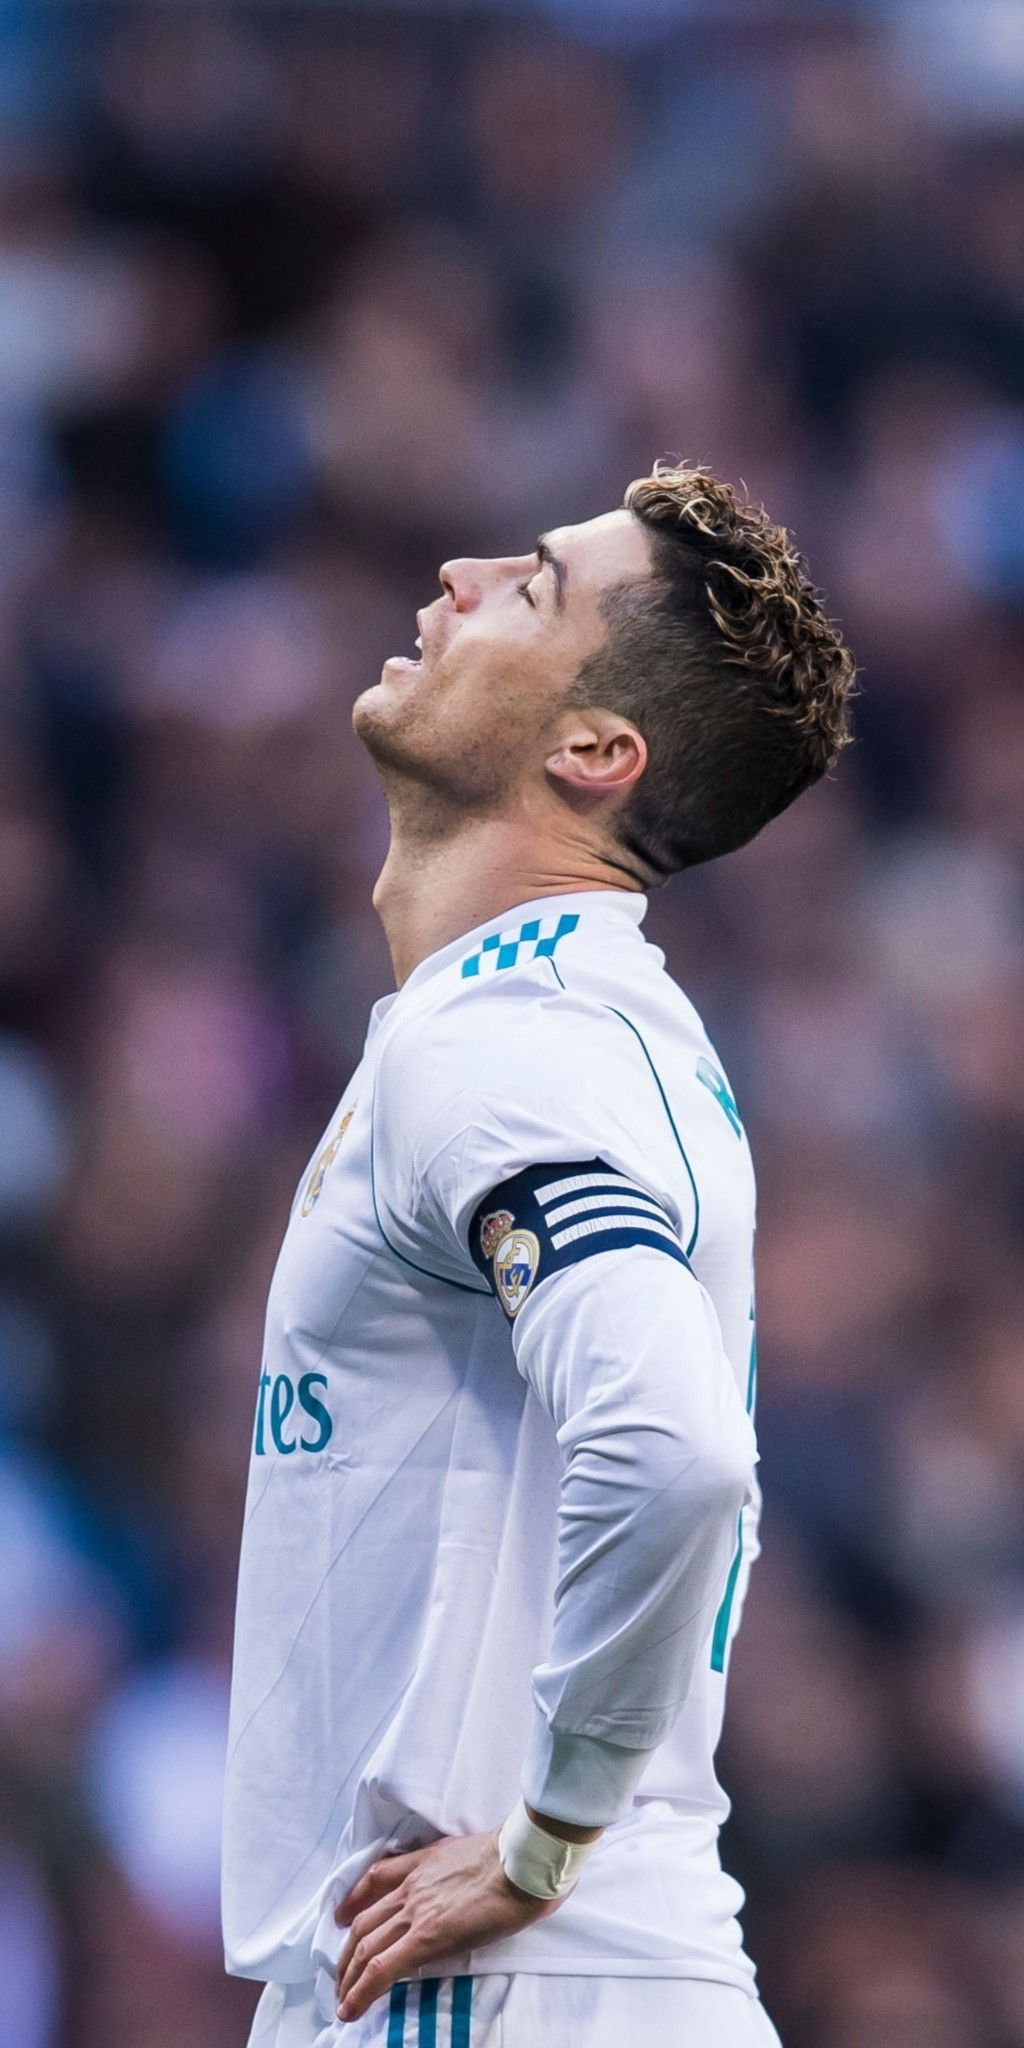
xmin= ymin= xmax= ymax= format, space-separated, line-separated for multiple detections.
xmin=333 ymin=1830 xmax=561 ymax=2021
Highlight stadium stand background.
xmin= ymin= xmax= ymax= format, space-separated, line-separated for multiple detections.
xmin=1 ymin=3 xmax=1023 ymax=2043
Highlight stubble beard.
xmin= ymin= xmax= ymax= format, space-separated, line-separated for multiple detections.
xmin=353 ymin=688 xmax=515 ymax=838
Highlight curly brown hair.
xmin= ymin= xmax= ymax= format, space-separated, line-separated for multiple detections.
xmin=571 ymin=459 xmax=856 ymax=877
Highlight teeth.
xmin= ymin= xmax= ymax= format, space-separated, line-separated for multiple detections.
xmin=414 ymin=636 xmax=422 ymax=651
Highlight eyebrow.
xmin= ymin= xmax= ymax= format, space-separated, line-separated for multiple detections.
xmin=536 ymin=535 xmax=567 ymax=611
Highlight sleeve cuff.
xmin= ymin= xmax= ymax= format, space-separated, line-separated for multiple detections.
xmin=520 ymin=1712 xmax=655 ymax=1829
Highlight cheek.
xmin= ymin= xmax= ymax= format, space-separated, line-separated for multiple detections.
xmin=441 ymin=635 xmax=560 ymax=741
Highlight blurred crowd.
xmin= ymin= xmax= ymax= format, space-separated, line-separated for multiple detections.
xmin=1 ymin=3 xmax=1023 ymax=2045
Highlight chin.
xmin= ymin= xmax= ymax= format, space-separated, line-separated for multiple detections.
xmin=352 ymin=688 xmax=394 ymax=750
xmin=352 ymin=677 xmax=384 ymax=726
xmin=353 ymin=685 xmax=425 ymax=777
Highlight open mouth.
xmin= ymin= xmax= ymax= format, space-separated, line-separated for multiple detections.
xmin=383 ymin=625 xmax=425 ymax=676
xmin=383 ymin=634 xmax=422 ymax=675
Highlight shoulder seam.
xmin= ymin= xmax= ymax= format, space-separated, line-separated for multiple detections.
xmin=542 ymin=957 xmax=701 ymax=1257
xmin=367 ymin=1057 xmax=491 ymax=1296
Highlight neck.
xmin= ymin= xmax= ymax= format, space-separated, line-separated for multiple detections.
xmin=373 ymin=813 xmax=643 ymax=987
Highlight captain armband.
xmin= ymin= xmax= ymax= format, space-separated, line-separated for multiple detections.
xmin=469 ymin=1156 xmax=690 ymax=1321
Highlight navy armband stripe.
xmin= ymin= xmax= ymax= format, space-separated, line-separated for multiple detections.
xmin=534 ymin=1169 xmax=635 ymax=1204
xmin=549 ymin=1211 xmax=682 ymax=1252
xmin=469 ymin=1156 xmax=690 ymax=1321
xmin=543 ymin=1190 xmax=667 ymax=1227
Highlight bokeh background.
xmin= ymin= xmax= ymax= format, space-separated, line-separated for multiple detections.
xmin=1 ymin=2 xmax=1023 ymax=2044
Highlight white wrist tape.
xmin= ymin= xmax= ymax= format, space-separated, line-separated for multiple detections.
xmin=497 ymin=1797 xmax=597 ymax=1901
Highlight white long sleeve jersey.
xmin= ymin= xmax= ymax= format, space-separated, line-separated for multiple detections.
xmin=221 ymin=889 xmax=762 ymax=1993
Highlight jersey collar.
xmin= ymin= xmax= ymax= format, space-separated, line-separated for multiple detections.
xmin=368 ymin=887 xmax=648 ymax=1029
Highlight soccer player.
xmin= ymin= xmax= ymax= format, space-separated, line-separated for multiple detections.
xmin=222 ymin=462 xmax=855 ymax=2047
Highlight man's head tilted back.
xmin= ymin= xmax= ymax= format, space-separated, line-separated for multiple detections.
xmin=354 ymin=459 xmax=857 ymax=883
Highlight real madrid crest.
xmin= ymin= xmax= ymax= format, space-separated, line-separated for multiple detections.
xmin=301 ymin=1106 xmax=356 ymax=1216
xmin=479 ymin=1209 xmax=514 ymax=1260
xmin=492 ymin=1222 xmax=541 ymax=1317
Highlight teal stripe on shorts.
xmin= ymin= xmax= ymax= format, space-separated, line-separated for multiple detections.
xmin=387 ymin=1982 xmax=408 ymax=2047
xmin=450 ymin=1977 xmax=473 ymax=2048
xmin=418 ymin=1979 xmax=439 ymax=2048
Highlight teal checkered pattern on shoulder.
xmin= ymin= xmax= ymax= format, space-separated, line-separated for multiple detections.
xmin=461 ymin=911 xmax=579 ymax=979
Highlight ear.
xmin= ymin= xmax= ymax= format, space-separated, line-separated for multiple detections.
xmin=545 ymin=710 xmax=647 ymax=803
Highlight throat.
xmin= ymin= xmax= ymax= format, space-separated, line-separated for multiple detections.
xmin=373 ymin=822 xmax=642 ymax=988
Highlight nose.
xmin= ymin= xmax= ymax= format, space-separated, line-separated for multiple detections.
xmin=438 ymin=557 xmax=485 ymax=613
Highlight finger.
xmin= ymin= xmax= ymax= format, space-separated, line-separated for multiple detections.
xmin=335 ymin=1892 xmax=403 ymax=1997
xmin=338 ymin=1929 xmax=428 ymax=2022
xmin=336 ymin=1849 xmax=425 ymax=1923
xmin=337 ymin=1904 xmax=411 ymax=2008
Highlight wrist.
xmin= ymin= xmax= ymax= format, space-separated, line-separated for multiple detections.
xmin=497 ymin=1796 xmax=600 ymax=1902
xmin=523 ymin=1800 xmax=603 ymax=1845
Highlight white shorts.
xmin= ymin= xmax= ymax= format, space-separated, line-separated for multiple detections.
xmin=246 ymin=1969 xmax=785 ymax=2048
